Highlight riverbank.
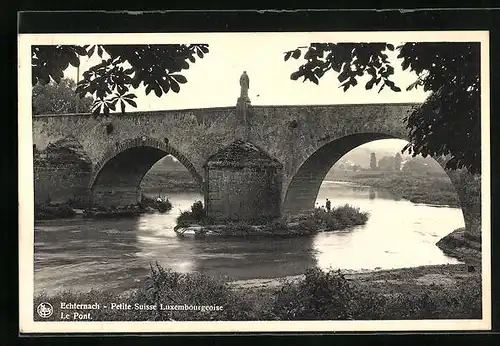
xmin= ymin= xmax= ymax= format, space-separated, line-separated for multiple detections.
xmin=231 ymin=263 xmax=481 ymax=319
xmin=436 ymin=228 xmax=481 ymax=265
xmin=229 ymin=263 xmax=479 ymax=292
xmin=143 ymin=169 xmax=462 ymax=207
xmin=330 ymin=170 xmax=482 ymax=266
xmin=34 ymin=262 xmax=481 ymax=321
xmin=34 ymin=203 xmax=77 ymax=220
xmin=34 ymin=195 xmax=172 ymax=221
xmin=326 ymin=169 xmax=460 ymax=207
xmin=141 ymin=170 xmax=200 ymax=192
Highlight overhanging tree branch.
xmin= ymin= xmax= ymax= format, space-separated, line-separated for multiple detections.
xmin=32 ymin=44 xmax=210 ymax=117
xmin=284 ymin=42 xmax=480 ymax=174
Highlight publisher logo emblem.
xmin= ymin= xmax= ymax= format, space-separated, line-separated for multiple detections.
xmin=37 ymin=302 xmax=53 ymax=318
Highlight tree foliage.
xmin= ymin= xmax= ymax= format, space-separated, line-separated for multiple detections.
xmin=394 ymin=153 xmax=403 ymax=171
xmin=402 ymin=156 xmax=443 ymax=174
xmin=32 ymin=77 xmax=94 ymax=115
xmin=370 ymin=152 xmax=377 ymax=170
xmin=378 ymin=156 xmax=396 ymax=171
xmin=32 ymin=44 xmax=210 ymax=116
xmin=284 ymin=42 xmax=481 ymax=174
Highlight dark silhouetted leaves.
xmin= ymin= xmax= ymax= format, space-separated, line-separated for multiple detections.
xmin=170 ymin=80 xmax=180 ymax=93
xmin=284 ymin=42 xmax=480 ymax=173
xmin=32 ymin=44 xmax=210 ymax=116
xmin=290 ymin=70 xmax=303 ymax=81
xmin=171 ymin=74 xmax=187 ymax=84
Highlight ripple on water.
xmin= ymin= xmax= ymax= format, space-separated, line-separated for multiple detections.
xmin=34 ymin=187 xmax=465 ymax=294
xmin=101 ymin=229 xmax=121 ymax=234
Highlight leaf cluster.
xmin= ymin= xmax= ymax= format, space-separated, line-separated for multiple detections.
xmin=32 ymin=44 xmax=210 ymax=116
xmin=285 ymin=42 xmax=481 ymax=173
xmin=285 ymin=43 xmax=401 ymax=92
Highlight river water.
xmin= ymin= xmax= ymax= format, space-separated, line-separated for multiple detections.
xmin=34 ymin=181 xmax=464 ymax=295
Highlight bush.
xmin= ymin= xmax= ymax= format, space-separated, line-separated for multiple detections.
xmin=190 ymin=200 xmax=205 ymax=220
xmin=175 ymin=201 xmax=214 ymax=229
xmin=35 ymin=263 xmax=257 ymax=321
xmin=224 ymin=221 xmax=256 ymax=234
xmin=34 ymin=265 xmax=481 ymax=321
xmin=270 ymin=268 xmax=355 ymax=320
xmin=300 ymin=204 xmax=369 ymax=231
xmin=131 ymin=263 xmax=256 ymax=321
xmin=261 ymin=218 xmax=289 ymax=232
xmin=270 ymin=267 xmax=481 ymax=321
xmin=349 ymin=276 xmax=482 ymax=320
xmin=139 ymin=194 xmax=172 ymax=212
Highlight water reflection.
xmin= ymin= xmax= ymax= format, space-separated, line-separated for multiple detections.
xmin=133 ymin=193 xmax=316 ymax=281
xmin=34 ymin=182 xmax=465 ymax=295
xmin=34 ymin=217 xmax=144 ymax=293
xmin=314 ymin=181 xmax=464 ymax=271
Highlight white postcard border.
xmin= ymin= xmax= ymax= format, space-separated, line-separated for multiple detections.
xmin=18 ymin=30 xmax=491 ymax=333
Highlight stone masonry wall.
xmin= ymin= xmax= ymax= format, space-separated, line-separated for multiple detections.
xmin=33 ymin=137 xmax=92 ymax=206
xmin=206 ymin=166 xmax=282 ymax=222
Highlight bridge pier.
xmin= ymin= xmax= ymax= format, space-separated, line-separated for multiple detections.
xmin=204 ymin=140 xmax=283 ymax=223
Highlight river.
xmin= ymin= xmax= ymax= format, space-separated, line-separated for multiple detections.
xmin=34 ymin=181 xmax=464 ymax=295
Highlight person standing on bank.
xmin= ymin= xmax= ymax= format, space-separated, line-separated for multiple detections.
xmin=325 ymin=198 xmax=331 ymax=212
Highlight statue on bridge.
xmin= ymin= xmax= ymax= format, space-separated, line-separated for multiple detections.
xmin=239 ymin=71 xmax=250 ymax=100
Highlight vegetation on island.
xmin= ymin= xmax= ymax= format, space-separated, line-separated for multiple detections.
xmin=34 ymin=203 xmax=77 ymax=220
xmin=175 ymin=201 xmax=213 ymax=228
xmin=174 ymin=201 xmax=368 ymax=236
xmin=34 ymin=262 xmax=481 ymax=321
xmin=34 ymin=194 xmax=173 ymax=221
xmin=138 ymin=194 xmax=173 ymax=213
xmin=297 ymin=205 xmax=369 ymax=232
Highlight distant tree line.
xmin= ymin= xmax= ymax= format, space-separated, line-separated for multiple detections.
xmin=368 ymin=151 xmax=442 ymax=173
xmin=32 ymin=77 xmax=94 ymax=115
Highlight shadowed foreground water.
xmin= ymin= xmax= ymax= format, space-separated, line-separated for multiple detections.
xmin=34 ymin=182 xmax=464 ymax=295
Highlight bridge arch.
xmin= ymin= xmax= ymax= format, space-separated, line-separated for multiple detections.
xmin=89 ymin=136 xmax=203 ymax=207
xmin=282 ymin=132 xmax=464 ymax=218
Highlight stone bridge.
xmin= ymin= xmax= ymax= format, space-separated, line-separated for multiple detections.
xmin=32 ymin=99 xmax=479 ymax=231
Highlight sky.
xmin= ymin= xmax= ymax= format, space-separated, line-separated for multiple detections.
xmin=61 ymin=35 xmax=431 ymax=152
xmin=63 ymin=36 xmax=431 ymax=110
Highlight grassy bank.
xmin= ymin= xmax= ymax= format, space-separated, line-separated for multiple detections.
xmin=174 ymin=202 xmax=368 ymax=236
xmin=34 ymin=203 xmax=77 ymax=220
xmin=35 ymin=195 xmax=172 ymax=221
xmin=141 ymin=168 xmax=461 ymax=207
xmin=328 ymin=169 xmax=460 ymax=207
xmin=436 ymin=227 xmax=481 ymax=265
xmin=34 ymin=263 xmax=481 ymax=321
xmin=141 ymin=171 xmax=200 ymax=192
